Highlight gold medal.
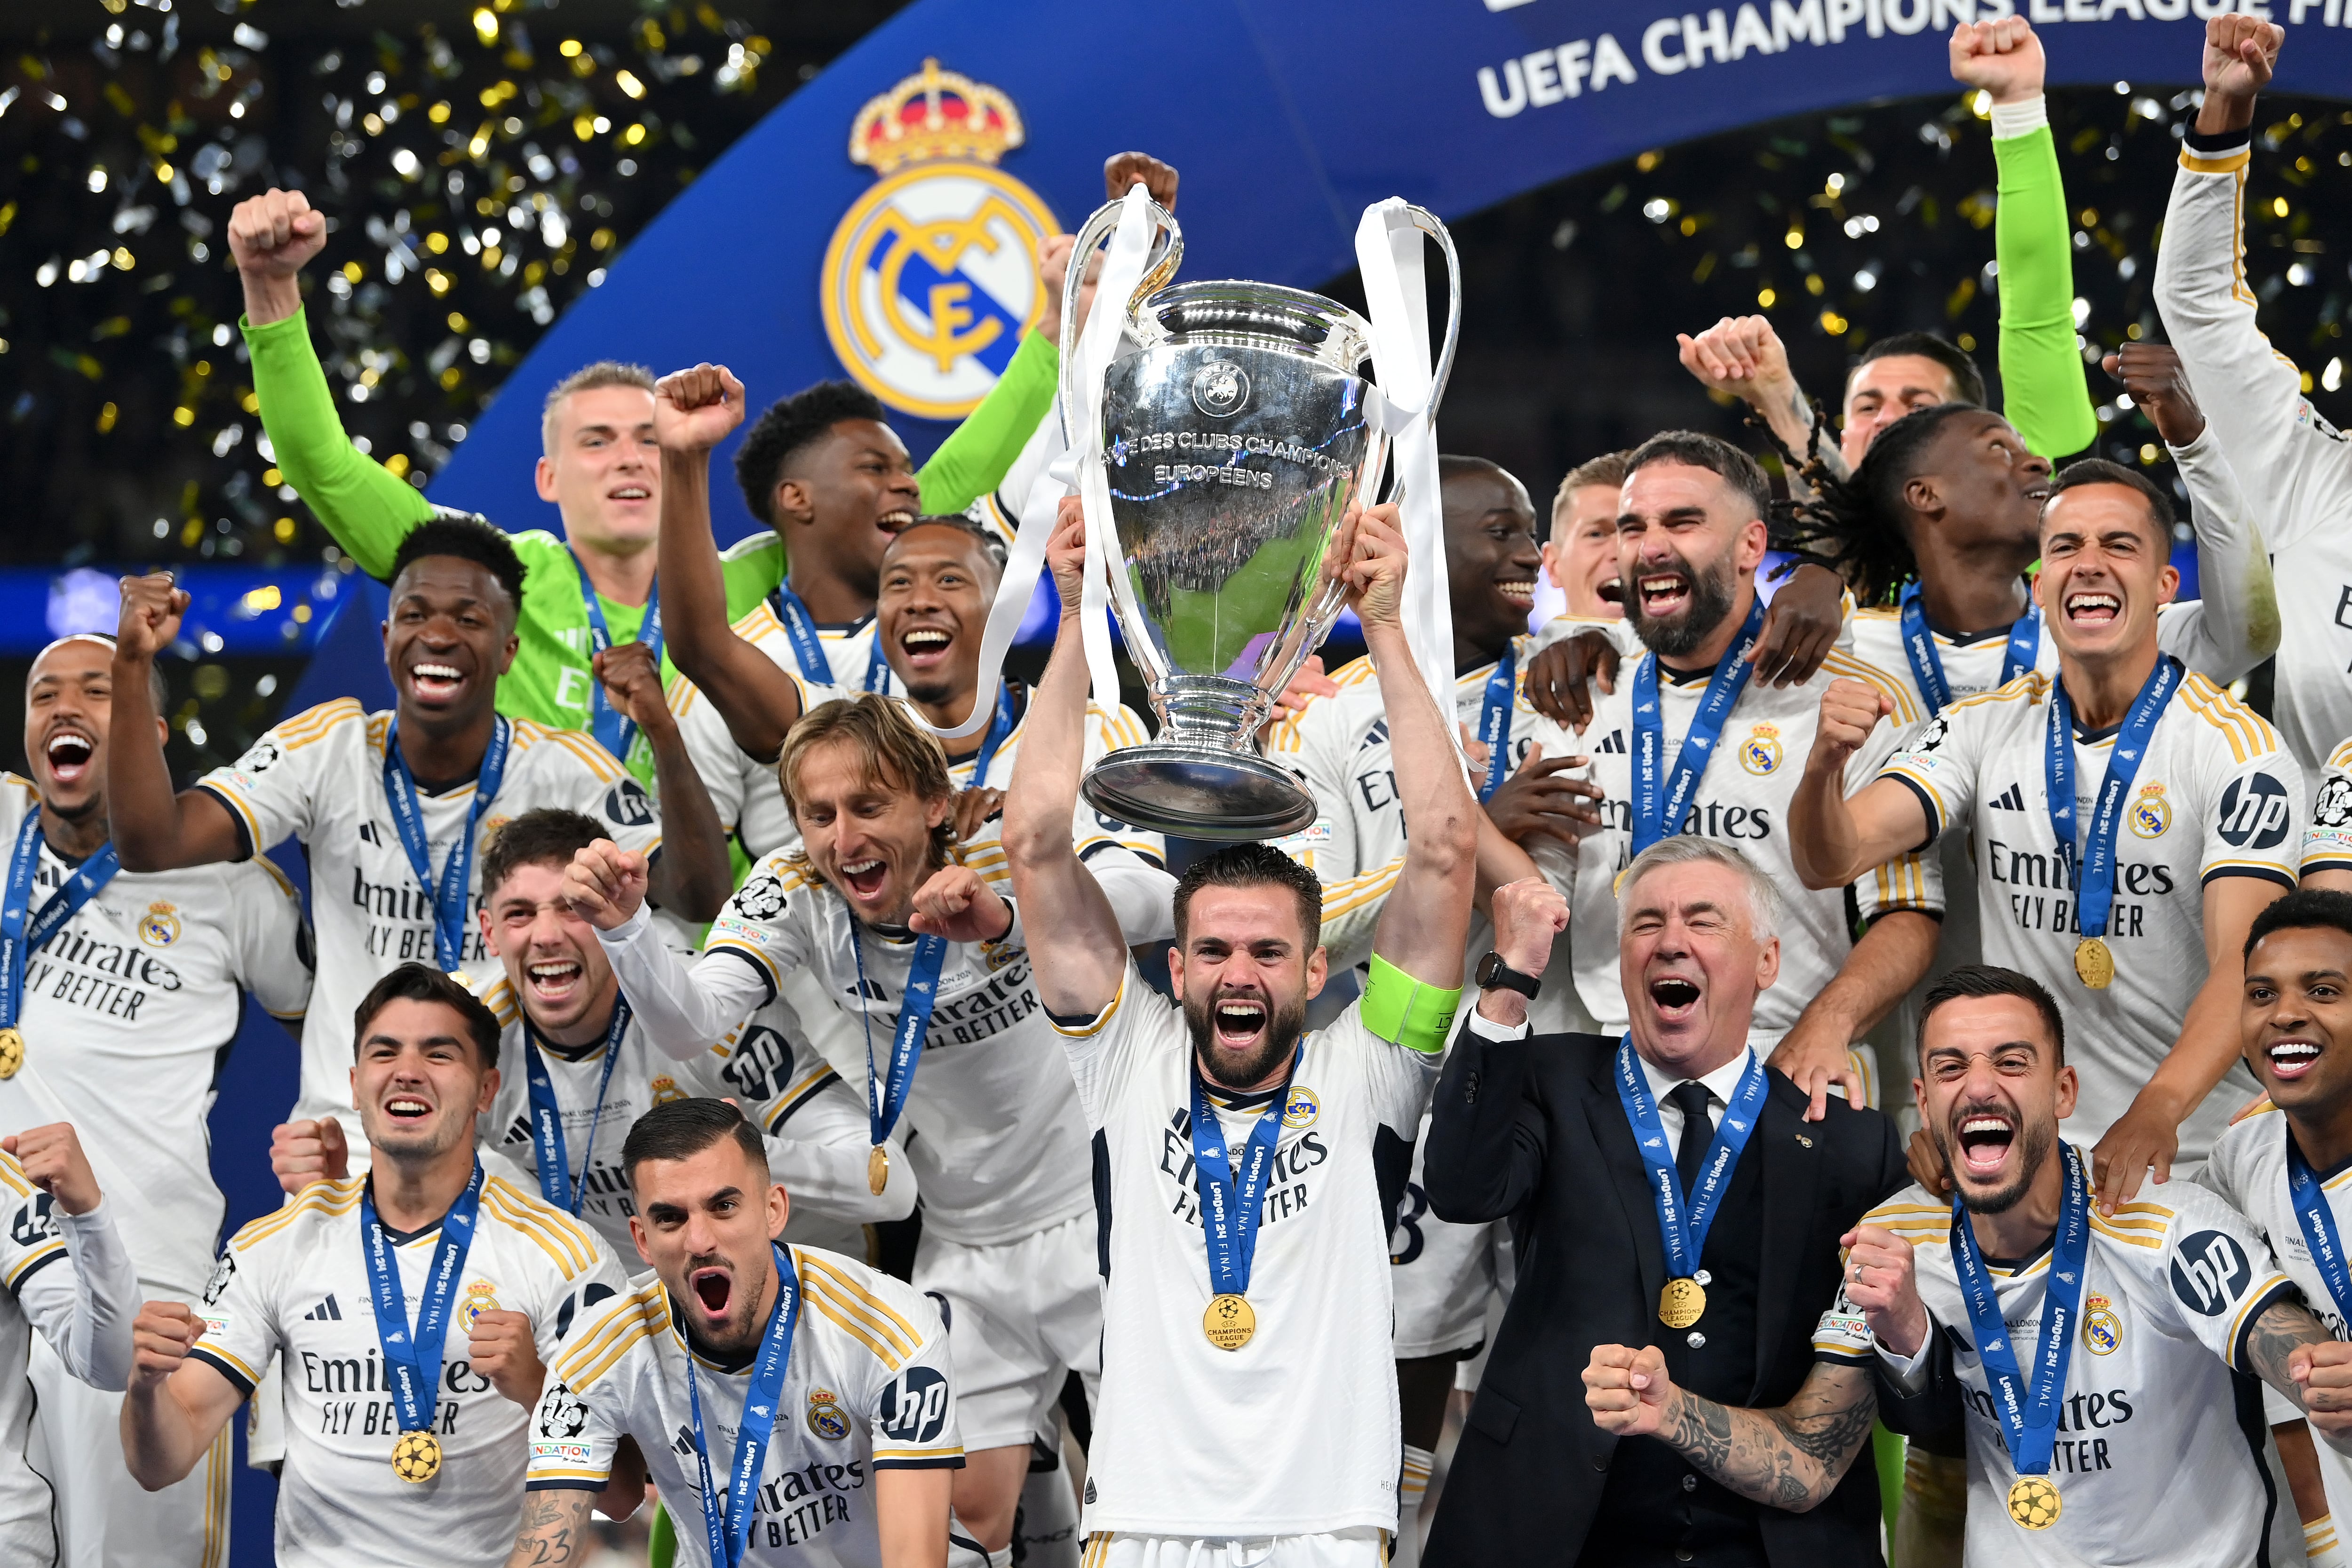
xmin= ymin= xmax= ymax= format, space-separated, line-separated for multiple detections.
xmin=1659 ymin=1278 xmax=1707 ymax=1330
xmin=391 ymin=1429 xmax=442 ymax=1483
xmin=2073 ymin=936 xmax=2114 ymax=990
xmin=2006 ymin=1474 xmax=2060 ymax=1530
xmin=1202 ymin=1293 xmax=1256 ymax=1351
xmin=866 ymin=1145 xmax=889 ymax=1197
xmin=0 ymin=1027 xmax=21 ymax=1081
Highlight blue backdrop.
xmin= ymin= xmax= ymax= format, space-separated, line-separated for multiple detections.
xmin=206 ymin=0 xmax=2345 ymax=1559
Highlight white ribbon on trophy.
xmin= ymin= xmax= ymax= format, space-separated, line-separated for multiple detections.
xmin=1353 ymin=198 xmax=1462 ymax=741
xmin=900 ymin=183 xmax=1155 ymax=741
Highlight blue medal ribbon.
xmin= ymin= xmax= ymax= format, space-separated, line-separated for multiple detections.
xmin=769 ymin=582 xmax=890 ymax=693
xmin=2044 ymin=655 xmax=2181 ymax=946
xmin=1475 ymin=646 xmax=1517 ymax=804
xmin=1897 ymin=583 xmax=2039 ymax=716
xmin=572 ymin=557 xmax=661 ymax=762
xmin=962 ymin=685 xmax=1018 ymax=788
xmin=1611 ymin=1036 xmax=1768 ymax=1282
xmin=2285 ymin=1136 xmax=2352 ymax=1326
xmin=1629 ymin=598 xmax=1767 ymax=855
xmin=685 ymin=1242 xmax=801 ymax=1568
xmin=0 ymin=809 xmax=120 ymax=1031
xmin=1949 ymin=1143 xmax=2093 ymax=1484
xmin=1188 ymin=1043 xmax=1303 ymax=1301
xmin=358 ymin=1159 xmax=486 ymax=1442
xmin=847 ymin=918 xmax=950 ymax=1151
xmin=521 ymin=995 xmax=632 ymax=1216
xmin=381 ymin=717 xmax=511 ymax=972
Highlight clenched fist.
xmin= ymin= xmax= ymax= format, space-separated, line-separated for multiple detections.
xmin=115 ymin=573 xmax=188 ymax=668
xmin=594 ymin=642 xmax=675 ymax=742
xmin=563 ymin=839 xmax=650 ymax=931
xmin=270 ymin=1117 xmax=350 ymax=1195
xmin=1811 ymin=678 xmax=1892 ymax=773
xmin=2200 ymin=13 xmax=2280 ymax=124
xmin=907 ymin=865 xmax=1013 ymax=944
xmin=1838 ymin=1224 xmax=1929 ymax=1357
xmin=1585 ymin=1343 xmax=1677 ymax=1437
xmin=130 ymin=1299 xmax=202 ymax=1392
xmin=653 ymin=363 xmax=746 ymax=454
xmin=468 ymin=1308 xmax=545 ymax=1408
xmin=2103 ymin=344 xmax=2205 ymax=450
xmin=1948 ymin=17 xmax=2044 ymax=106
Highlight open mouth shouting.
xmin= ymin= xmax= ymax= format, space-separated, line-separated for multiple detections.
xmin=2267 ymin=1035 xmax=2325 ymax=1083
xmin=1637 ymin=569 xmax=1693 ymax=620
xmin=526 ymin=958 xmax=585 ymax=1007
xmin=1645 ymin=973 xmax=1702 ymax=1026
xmin=688 ymin=1264 xmax=735 ymax=1325
xmin=42 ymin=730 xmax=95 ymax=789
xmin=1213 ymin=992 xmax=1270 ymax=1051
xmin=2062 ymin=590 xmax=2121 ymax=629
xmin=1596 ymin=575 xmax=1625 ymax=608
xmin=898 ymin=624 xmax=955 ymax=675
xmin=836 ymin=856 xmax=891 ymax=905
xmin=408 ymin=660 xmax=469 ymax=704
xmin=1951 ymin=1107 xmax=2018 ymax=1180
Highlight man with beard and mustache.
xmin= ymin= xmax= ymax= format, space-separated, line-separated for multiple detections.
xmin=0 ymin=634 xmax=312 ymax=1568
xmin=1509 ymin=432 xmax=1942 ymax=1121
xmin=124 ymin=965 xmax=629 ymax=1567
xmin=1000 ymin=497 xmax=1482 ymax=1566
xmin=2201 ymin=891 xmax=2352 ymax=1568
xmin=1792 ymin=459 xmax=2301 ymax=1207
xmin=1817 ymin=964 xmax=2352 ymax=1567
xmin=511 ymin=1098 xmax=983 ymax=1568
xmin=559 ymin=692 xmax=1173 ymax=1566
xmin=104 ymin=519 xmax=730 ymax=1157
xmin=1427 ymin=836 xmax=1927 ymax=1566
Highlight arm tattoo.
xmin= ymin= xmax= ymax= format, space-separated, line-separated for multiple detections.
xmin=1656 ymin=1365 xmax=1880 ymax=1512
xmin=506 ymin=1489 xmax=594 ymax=1568
xmin=2249 ymin=1301 xmax=2329 ymax=1409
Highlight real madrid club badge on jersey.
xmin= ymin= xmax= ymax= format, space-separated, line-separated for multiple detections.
xmin=1739 ymin=722 xmax=1782 ymax=776
xmin=821 ymin=59 xmax=1058 ymax=421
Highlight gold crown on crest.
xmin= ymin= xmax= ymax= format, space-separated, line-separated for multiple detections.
xmin=849 ymin=58 xmax=1023 ymax=174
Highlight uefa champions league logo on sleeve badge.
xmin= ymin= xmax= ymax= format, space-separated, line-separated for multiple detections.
xmin=820 ymin=59 xmax=1059 ymax=420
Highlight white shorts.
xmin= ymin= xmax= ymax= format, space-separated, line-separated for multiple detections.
xmin=1082 ymin=1527 xmax=1386 ymax=1567
xmin=30 ymin=1329 xmax=234 ymax=1568
xmin=915 ymin=1210 xmax=1102 ymax=1454
xmin=1389 ymin=1117 xmax=1501 ymax=1360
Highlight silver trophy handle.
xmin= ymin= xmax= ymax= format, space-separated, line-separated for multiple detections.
xmin=1057 ymin=196 xmax=1183 ymax=450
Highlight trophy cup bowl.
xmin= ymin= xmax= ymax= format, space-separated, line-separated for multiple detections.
xmin=1060 ymin=197 xmax=1457 ymax=842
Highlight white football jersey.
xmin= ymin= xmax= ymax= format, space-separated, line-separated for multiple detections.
xmin=0 ymin=1154 xmax=139 ymax=1564
xmin=1267 ymin=637 xmax=1552 ymax=975
xmin=188 ymin=1170 xmax=628 ymax=1568
xmin=1879 ymin=669 xmax=2298 ymax=1169
xmin=1516 ymin=648 xmax=1940 ymax=1043
xmin=0 ymin=776 xmax=311 ymax=1296
xmin=466 ymin=975 xmax=909 ymax=1259
xmin=197 ymin=700 xmax=664 ymax=1138
xmin=527 ymin=1249 xmax=968 ymax=1568
xmin=601 ymin=830 xmax=1171 ymax=1247
xmin=2301 ymin=737 xmax=2352 ymax=880
xmin=1052 ymin=967 xmax=1434 ymax=1538
xmin=2201 ymin=1104 xmax=2352 ymax=1528
xmin=1818 ymin=1162 xmax=2296 ymax=1568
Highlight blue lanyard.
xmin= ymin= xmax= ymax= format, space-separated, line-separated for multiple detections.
xmin=358 ymin=1160 xmax=485 ymax=1440
xmin=1629 ymin=598 xmax=1766 ymax=854
xmin=381 ymin=717 xmax=511 ymax=971
xmin=0 ymin=810 xmax=119 ymax=1030
xmin=2286 ymin=1134 xmax=2352 ymax=1326
xmin=686 ymin=1242 xmax=800 ymax=1568
xmin=1188 ymin=1043 xmax=1302 ymax=1299
xmin=1476 ymin=647 xmax=1517 ymax=803
xmin=847 ymin=917 xmax=949 ymax=1149
xmin=1897 ymin=583 xmax=2039 ymax=716
xmin=1611 ymin=1036 xmax=1767 ymax=1280
xmin=2045 ymin=656 xmax=2180 ymax=945
xmin=1950 ymin=1143 xmax=2092 ymax=1482
xmin=521 ymin=995 xmax=632 ymax=1216
xmin=769 ymin=583 xmax=890 ymax=693
xmin=573 ymin=556 xmax=661 ymax=762
xmin=960 ymin=686 xmax=1018 ymax=788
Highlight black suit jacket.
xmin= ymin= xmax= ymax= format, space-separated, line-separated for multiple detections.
xmin=1422 ymin=1021 xmax=1943 ymax=1568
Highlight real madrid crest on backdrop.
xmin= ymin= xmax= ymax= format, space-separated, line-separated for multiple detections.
xmin=820 ymin=59 xmax=1059 ymax=421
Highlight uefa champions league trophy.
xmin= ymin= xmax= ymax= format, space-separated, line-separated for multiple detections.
xmin=1057 ymin=193 xmax=1461 ymax=841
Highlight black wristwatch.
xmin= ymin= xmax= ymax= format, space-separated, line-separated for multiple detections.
xmin=1475 ymin=951 xmax=1540 ymax=999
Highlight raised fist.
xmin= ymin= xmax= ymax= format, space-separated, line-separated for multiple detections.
xmin=1948 ymin=17 xmax=2045 ymax=106
xmin=115 ymin=573 xmax=188 ymax=667
xmin=653 ymin=363 xmax=746 ymax=454
xmin=228 ymin=187 xmax=327 ymax=279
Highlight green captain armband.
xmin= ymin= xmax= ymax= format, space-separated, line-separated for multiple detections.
xmin=1361 ymin=954 xmax=1462 ymax=1055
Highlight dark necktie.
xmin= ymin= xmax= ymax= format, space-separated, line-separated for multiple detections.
xmin=1670 ymin=1081 xmax=1716 ymax=1191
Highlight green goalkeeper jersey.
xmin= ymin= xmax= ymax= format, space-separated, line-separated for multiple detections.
xmin=243 ymin=308 xmax=1059 ymax=782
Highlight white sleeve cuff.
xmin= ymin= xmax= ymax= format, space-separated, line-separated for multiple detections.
xmin=1464 ymin=1006 xmax=1531 ymax=1042
xmin=1989 ymin=94 xmax=2049 ymax=141
xmin=594 ymin=901 xmax=656 ymax=954
xmin=1875 ymin=1331 xmax=1933 ymax=1393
